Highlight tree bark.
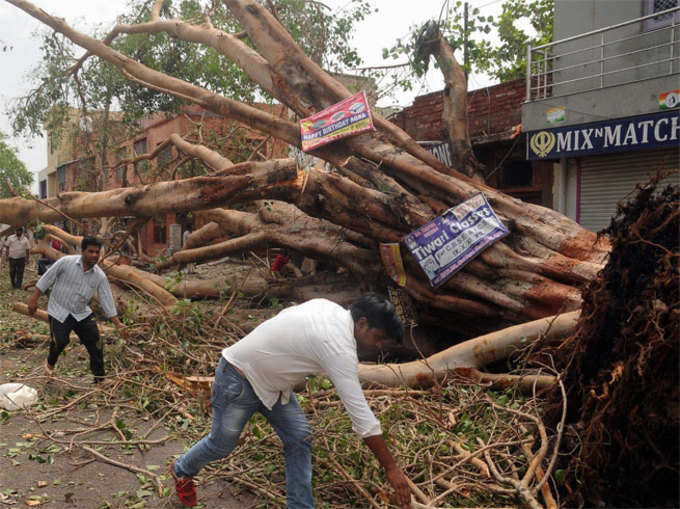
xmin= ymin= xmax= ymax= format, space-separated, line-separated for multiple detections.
xmin=4 ymin=0 xmax=612 ymax=337
xmin=357 ymin=311 xmax=579 ymax=387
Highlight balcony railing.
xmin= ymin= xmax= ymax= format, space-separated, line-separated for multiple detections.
xmin=526 ymin=5 xmax=680 ymax=101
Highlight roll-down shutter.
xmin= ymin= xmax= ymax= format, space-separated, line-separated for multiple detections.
xmin=579 ymin=148 xmax=679 ymax=232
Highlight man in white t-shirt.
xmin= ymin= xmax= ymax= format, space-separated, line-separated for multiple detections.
xmin=4 ymin=227 xmax=31 ymax=289
xmin=170 ymin=295 xmax=412 ymax=508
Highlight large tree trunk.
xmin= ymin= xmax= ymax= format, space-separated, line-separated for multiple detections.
xmin=4 ymin=0 xmax=611 ymax=338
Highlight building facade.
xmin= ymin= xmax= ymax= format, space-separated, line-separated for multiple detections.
xmin=46 ymin=105 xmax=287 ymax=254
xmin=522 ymin=0 xmax=679 ymax=231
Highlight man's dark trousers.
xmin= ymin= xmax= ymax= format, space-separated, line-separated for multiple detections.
xmin=48 ymin=314 xmax=105 ymax=381
xmin=9 ymin=257 xmax=26 ymax=289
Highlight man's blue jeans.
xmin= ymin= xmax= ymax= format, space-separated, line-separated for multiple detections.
xmin=174 ymin=357 xmax=315 ymax=508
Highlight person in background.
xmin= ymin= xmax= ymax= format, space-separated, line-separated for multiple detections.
xmin=170 ymin=294 xmax=412 ymax=508
xmin=26 ymin=236 xmax=129 ymax=384
xmin=182 ymin=226 xmax=195 ymax=274
xmin=4 ymin=227 xmax=31 ymax=289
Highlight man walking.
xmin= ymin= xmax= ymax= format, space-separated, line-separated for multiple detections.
xmin=4 ymin=227 xmax=31 ymax=289
xmin=26 ymin=236 xmax=128 ymax=384
xmin=170 ymin=294 xmax=412 ymax=508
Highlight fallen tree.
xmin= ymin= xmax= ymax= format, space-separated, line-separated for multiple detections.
xmin=4 ymin=0 xmax=610 ymax=340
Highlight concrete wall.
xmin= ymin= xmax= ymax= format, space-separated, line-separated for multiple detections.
xmin=522 ymin=75 xmax=679 ymax=130
xmin=523 ymin=0 xmax=679 ymax=131
xmin=552 ymin=0 xmax=678 ymax=96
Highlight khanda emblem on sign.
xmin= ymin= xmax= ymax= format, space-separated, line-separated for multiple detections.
xmin=529 ymin=131 xmax=556 ymax=158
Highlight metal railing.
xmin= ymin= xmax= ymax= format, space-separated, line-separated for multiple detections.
xmin=526 ymin=5 xmax=680 ymax=101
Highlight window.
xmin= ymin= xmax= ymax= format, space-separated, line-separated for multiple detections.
xmin=157 ymin=145 xmax=172 ymax=167
xmin=133 ymin=138 xmax=147 ymax=157
xmin=57 ymin=167 xmax=66 ymax=192
xmin=643 ymin=0 xmax=679 ymax=31
xmin=39 ymin=180 xmax=47 ymax=199
xmin=153 ymin=218 xmax=167 ymax=244
xmin=134 ymin=138 xmax=148 ymax=174
xmin=116 ymin=147 xmax=128 ymax=182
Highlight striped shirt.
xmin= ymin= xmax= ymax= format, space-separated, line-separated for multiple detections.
xmin=223 ymin=299 xmax=382 ymax=438
xmin=36 ymin=255 xmax=118 ymax=323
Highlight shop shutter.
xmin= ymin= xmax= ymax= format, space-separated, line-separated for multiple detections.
xmin=579 ymin=147 xmax=679 ymax=232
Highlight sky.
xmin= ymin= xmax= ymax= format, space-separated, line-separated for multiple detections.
xmin=0 ymin=0 xmax=512 ymax=189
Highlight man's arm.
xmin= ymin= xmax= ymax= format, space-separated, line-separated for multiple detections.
xmin=97 ymin=277 xmax=129 ymax=340
xmin=27 ymin=287 xmax=42 ymax=315
xmin=364 ymin=434 xmax=411 ymax=506
xmin=109 ymin=315 xmax=129 ymax=340
xmin=323 ymin=358 xmax=412 ymax=507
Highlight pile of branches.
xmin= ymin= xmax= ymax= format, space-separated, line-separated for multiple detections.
xmin=546 ymin=175 xmax=679 ymax=507
xmin=8 ymin=294 xmax=568 ymax=508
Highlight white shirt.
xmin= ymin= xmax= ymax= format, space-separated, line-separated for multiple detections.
xmin=36 ymin=255 xmax=118 ymax=323
xmin=223 ymin=299 xmax=382 ymax=438
xmin=5 ymin=234 xmax=31 ymax=259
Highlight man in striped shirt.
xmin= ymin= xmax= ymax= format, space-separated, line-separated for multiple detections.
xmin=26 ymin=236 xmax=128 ymax=384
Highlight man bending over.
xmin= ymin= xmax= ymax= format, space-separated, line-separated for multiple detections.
xmin=171 ymin=294 xmax=411 ymax=508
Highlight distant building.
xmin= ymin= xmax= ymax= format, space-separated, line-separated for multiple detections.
xmin=522 ymin=0 xmax=679 ymax=231
xmin=45 ymin=105 xmax=288 ymax=254
xmin=38 ymin=168 xmax=48 ymax=199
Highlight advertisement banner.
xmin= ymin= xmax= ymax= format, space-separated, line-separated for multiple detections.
xmin=419 ymin=141 xmax=453 ymax=166
xmin=387 ymin=287 xmax=418 ymax=328
xmin=379 ymin=243 xmax=407 ymax=287
xmin=300 ymin=91 xmax=374 ymax=152
xmin=527 ymin=109 xmax=680 ymax=160
xmin=403 ymin=193 xmax=509 ymax=287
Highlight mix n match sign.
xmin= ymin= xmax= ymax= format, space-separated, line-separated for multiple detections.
xmin=403 ymin=193 xmax=509 ymax=287
xmin=300 ymin=91 xmax=374 ymax=152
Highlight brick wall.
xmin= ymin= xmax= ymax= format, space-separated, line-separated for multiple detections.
xmin=391 ymin=78 xmax=525 ymax=141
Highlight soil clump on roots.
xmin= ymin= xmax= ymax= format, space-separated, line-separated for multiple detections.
xmin=551 ymin=175 xmax=679 ymax=507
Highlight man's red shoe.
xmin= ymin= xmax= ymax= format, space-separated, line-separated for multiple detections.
xmin=170 ymin=460 xmax=197 ymax=507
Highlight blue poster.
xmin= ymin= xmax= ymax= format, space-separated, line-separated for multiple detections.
xmin=403 ymin=193 xmax=509 ymax=287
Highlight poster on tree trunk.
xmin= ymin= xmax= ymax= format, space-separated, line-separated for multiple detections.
xmin=403 ymin=193 xmax=508 ymax=287
xmin=300 ymin=91 xmax=374 ymax=152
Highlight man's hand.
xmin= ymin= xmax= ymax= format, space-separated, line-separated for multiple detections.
xmin=27 ymin=297 xmax=38 ymax=315
xmin=112 ymin=317 xmax=129 ymax=340
xmin=363 ymin=434 xmax=412 ymax=507
xmin=385 ymin=465 xmax=411 ymax=507
xmin=27 ymin=288 xmax=41 ymax=315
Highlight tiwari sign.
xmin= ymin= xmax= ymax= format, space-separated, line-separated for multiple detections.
xmin=527 ymin=109 xmax=680 ymax=160
xmin=403 ymin=193 xmax=508 ymax=287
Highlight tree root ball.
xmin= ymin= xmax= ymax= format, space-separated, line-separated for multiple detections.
xmin=552 ymin=174 xmax=679 ymax=507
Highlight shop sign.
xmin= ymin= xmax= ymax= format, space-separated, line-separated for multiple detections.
xmin=403 ymin=193 xmax=508 ymax=287
xmin=419 ymin=141 xmax=453 ymax=166
xmin=527 ymin=109 xmax=680 ymax=160
xmin=300 ymin=91 xmax=374 ymax=152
